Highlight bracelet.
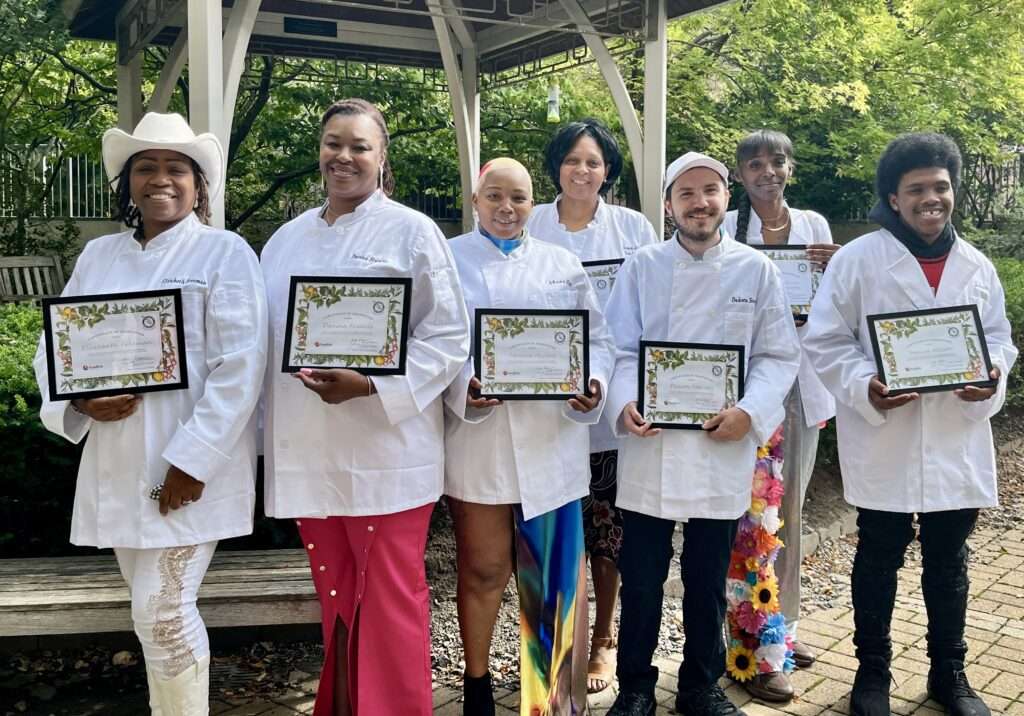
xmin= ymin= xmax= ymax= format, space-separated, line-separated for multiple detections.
xmin=365 ymin=375 xmax=373 ymax=396
xmin=70 ymin=400 xmax=85 ymax=416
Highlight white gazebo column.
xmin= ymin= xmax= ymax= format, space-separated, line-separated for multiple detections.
xmin=641 ymin=0 xmax=668 ymax=236
xmin=429 ymin=0 xmax=478 ymax=233
xmin=558 ymin=0 xmax=644 ymax=191
xmin=187 ymin=0 xmax=225 ymax=226
xmin=221 ymin=0 xmax=262 ymax=145
xmin=149 ymin=29 xmax=188 ymax=114
xmin=116 ymin=53 xmax=143 ymax=131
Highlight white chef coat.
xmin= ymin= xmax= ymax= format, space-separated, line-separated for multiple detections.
xmin=443 ymin=229 xmax=615 ymax=520
xmin=803 ymin=229 xmax=1018 ymax=513
xmin=33 ymin=213 xmax=268 ymax=549
xmin=528 ymin=197 xmax=659 ymax=452
xmin=261 ymin=191 xmax=470 ymax=518
xmin=604 ymin=233 xmax=801 ymax=521
xmin=724 ymin=206 xmax=836 ymax=427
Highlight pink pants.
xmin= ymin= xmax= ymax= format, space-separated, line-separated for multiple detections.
xmin=297 ymin=502 xmax=434 ymax=716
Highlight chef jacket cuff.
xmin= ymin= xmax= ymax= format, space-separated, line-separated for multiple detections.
xmin=959 ymin=359 xmax=1008 ymax=422
xmin=606 ymin=375 xmax=635 ymax=438
xmin=42 ymin=401 xmax=91 ymax=444
xmin=162 ymin=420 xmax=231 ymax=484
xmin=562 ymin=375 xmax=607 ymax=425
xmin=738 ymin=399 xmax=784 ymax=446
xmin=853 ymin=374 xmax=887 ymax=427
xmin=372 ymin=374 xmax=420 ymax=426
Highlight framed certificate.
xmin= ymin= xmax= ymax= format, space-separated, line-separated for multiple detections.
xmin=755 ymin=246 xmax=822 ymax=320
xmin=582 ymin=259 xmax=625 ymax=306
xmin=638 ymin=341 xmax=745 ymax=430
xmin=867 ymin=304 xmax=996 ymax=396
xmin=41 ymin=289 xmax=188 ymax=401
xmin=474 ymin=308 xmax=590 ymax=400
xmin=282 ymin=276 xmax=411 ymax=375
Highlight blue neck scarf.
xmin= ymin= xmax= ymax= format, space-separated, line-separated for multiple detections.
xmin=480 ymin=226 xmax=524 ymax=255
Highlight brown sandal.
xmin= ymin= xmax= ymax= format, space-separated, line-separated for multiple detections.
xmin=587 ymin=636 xmax=617 ymax=694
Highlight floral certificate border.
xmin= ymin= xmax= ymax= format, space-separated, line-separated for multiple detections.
xmin=867 ymin=304 xmax=996 ymax=396
xmin=582 ymin=258 xmax=625 ymax=295
xmin=473 ymin=308 xmax=590 ymax=400
xmin=754 ymin=245 xmax=822 ymax=320
xmin=282 ymin=276 xmax=412 ymax=375
xmin=637 ymin=340 xmax=746 ymax=430
xmin=41 ymin=288 xmax=188 ymax=401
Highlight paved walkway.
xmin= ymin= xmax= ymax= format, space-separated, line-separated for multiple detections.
xmin=205 ymin=523 xmax=1024 ymax=715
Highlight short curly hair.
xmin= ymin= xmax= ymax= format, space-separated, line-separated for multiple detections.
xmin=543 ymin=118 xmax=623 ymax=197
xmin=875 ymin=132 xmax=962 ymax=203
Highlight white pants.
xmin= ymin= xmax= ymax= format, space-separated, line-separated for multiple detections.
xmin=776 ymin=385 xmax=820 ymax=637
xmin=115 ymin=543 xmax=217 ymax=681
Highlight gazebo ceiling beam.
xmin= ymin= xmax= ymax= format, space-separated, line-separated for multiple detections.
xmin=116 ymin=0 xmax=184 ymax=65
xmin=475 ymin=0 xmax=636 ymax=55
xmin=252 ymin=12 xmax=442 ymax=54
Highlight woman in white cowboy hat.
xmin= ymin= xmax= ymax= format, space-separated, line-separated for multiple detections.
xmin=33 ymin=112 xmax=267 ymax=715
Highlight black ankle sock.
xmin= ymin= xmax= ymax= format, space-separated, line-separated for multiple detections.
xmin=463 ymin=672 xmax=494 ymax=715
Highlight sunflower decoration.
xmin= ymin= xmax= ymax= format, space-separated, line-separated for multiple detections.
xmin=727 ymin=644 xmax=758 ymax=682
xmin=752 ymin=576 xmax=780 ymax=614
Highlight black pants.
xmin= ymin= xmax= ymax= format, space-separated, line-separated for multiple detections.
xmin=616 ymin=509 xmax=738 ymax=696
xmin=851 ymin=507 xmax=979 ymax=666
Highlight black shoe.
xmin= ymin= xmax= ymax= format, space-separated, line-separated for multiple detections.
xmin=928 ymin=663 xmax=991 ymax=716
xmin=675 ymin=684 xmax=747 ymax=716
xmin=608 ymin=690 xmax=657 ymax=716
xmin=462 ymin=671 xmax=495 ymax=716
xmin=850 ymin=658 xmax=892 ymax=716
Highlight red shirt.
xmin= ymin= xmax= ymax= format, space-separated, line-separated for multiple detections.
xmin=917 ymin=253 xmax=949 ymax=294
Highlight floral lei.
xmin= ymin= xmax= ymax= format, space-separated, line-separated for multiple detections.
xmin=725 ymin=424 xmax=794 ymax=680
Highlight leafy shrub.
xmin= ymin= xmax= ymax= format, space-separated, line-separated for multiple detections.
xmin=0 ymin=302 xmax=83 ymax=556
xmin=993 ymin=257 xmax=1024 ymax=408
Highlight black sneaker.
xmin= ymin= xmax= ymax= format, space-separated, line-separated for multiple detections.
xmin=850 ymin=658 xmax=892 ymax=716
xmin=928 ymin=663 xmax=991 ymax=716
xmin=608 ymin=690 xmax=657 ymax=716
xmin=675 ymin=684 xmax=746 ymax=716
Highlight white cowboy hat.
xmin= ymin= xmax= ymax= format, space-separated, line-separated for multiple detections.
xmin=102 ymin=112 xmax=225 ymax=201
xmin=663 ymin=151 xmax=730 ymax=195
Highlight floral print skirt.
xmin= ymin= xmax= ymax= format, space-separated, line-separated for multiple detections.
xmin=582 ymin=450 xmax=623 ymax=561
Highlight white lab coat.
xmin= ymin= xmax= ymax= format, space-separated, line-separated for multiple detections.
xmin=443 ymin=230 xmax=615 ymax=520
xmin=528 ymin=197 xmax=660 ymax=452
xmin=724 ymin=206 xmax=836 ymax=427
xmin=605 ymin=234 xmax=801 ymax=521
xmin=803 ymin=229 xmax=1017 ymax=513
xmin=261 ymin=192 xmax=470 ymax=518
xmin=33 ymin=213 xmax=268 ymax=548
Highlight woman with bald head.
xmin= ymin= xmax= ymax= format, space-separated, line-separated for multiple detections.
xmin=444 ymin=158 xmax=616 ymax=715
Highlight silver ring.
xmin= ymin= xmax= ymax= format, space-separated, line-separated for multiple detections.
xmin=181 ymin=499 xmax=193 ymax=505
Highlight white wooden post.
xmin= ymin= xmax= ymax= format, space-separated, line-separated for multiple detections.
xmin=222 ymin=0 xmax=262 ymax=144
xmin=150 ymin=28 xmax=188 ymax=114
xmin=187 ymin=0 xmax=225 ymax=226
xmin=116 ymin=53 xmax=143 ymax=132
xmin=642 ymin=0 xmax=668 ymax=235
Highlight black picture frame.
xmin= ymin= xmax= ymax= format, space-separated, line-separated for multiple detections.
xmin=42 ymin=288 xmax=189 ymax=401
xmin=866 ymin=304 xmax=997 ymax=396
xmin=281 ymin=275 xmax=412 ymax=375
xmin=473 ymin=308 xmax=591 ymax=401
xmin=753 ymin=245 xmax=820 ymax=321
xmin=637 ymin=340 xmax=746 ymax=430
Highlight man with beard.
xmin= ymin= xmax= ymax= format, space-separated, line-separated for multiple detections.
xmin=804 ymin=133 xmax=1017 ymax=716
xmin=603 ymin=152 xmax=801 ymax=716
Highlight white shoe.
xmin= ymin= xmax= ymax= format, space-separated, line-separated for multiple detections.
xmin=149 ymin=656 xmax=210 ymax=716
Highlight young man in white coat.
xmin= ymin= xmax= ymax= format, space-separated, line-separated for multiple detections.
xmin=803 ymin=133 xmax=1017 ymax=716
xmin=604 ymin=153 xmax=801 ymax=716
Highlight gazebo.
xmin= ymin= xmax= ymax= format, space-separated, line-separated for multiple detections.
xmin=63 ymin=0 xmax=729 ymax=234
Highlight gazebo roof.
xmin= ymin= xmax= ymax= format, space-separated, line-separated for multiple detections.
xmin=69 ymin=0 xmax=726 ymax=84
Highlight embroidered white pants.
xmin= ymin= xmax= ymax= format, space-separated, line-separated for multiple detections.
xmin=115 ymin=543 xmax=217 ymax=680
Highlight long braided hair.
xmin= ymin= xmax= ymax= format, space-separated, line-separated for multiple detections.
xmin=733 ymin=130 xmax=794 ymax=244
xmin=113 ymin=154 xmax=212 ymax=234
xmin=320 ymin=98 xmax=396 ymax=196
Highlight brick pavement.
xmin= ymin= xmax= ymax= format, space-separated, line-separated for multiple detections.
xmin=204 ymin=524 xmax=1024 ymax=715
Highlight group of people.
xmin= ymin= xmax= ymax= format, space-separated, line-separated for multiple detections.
xmin=32 ymin=97 xmax=1016 ymax=716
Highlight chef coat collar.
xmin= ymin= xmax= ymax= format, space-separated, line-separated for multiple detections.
xmin=553 ymin=194 xmax=607 ymax=230
xmin=317 ymin=189 xmax=386 ymax=229
xmin=671 ymin=228 xmax=731 ymax=262
xmin=128 ymin=212 xmax=200 ymax=252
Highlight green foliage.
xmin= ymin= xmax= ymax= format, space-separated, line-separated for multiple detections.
xmin=993 ymin=258 xmax=1024 ymax=408
xmin=0 ymin=302 xmax=82 ymax=556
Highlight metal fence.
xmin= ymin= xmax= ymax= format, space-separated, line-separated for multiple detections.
xmin=0 ymin=154 xmax=114 ymax=220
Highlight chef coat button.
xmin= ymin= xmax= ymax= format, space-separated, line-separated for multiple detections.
xmin=329 ymin=589 xmax=337 ymax=597
xmin=319 ymin=565 xmax=326 ymax=572
xmin=307 ymin=543 xmax=315 ymax=550
xmin=367 ymin=525 xmax=374 ymax=532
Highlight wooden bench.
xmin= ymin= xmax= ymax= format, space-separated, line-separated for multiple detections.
xmin=0 ymin=255 xmax=66 ymax=302
xmin=0 ymin=549 xmax=320 ymax=637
